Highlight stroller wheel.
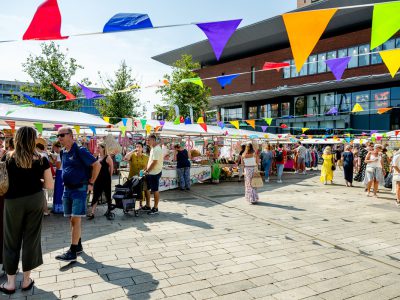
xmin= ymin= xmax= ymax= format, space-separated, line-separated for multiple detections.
xmin=123 ymin=210 xmax=129 ymax=215
xmin=134 ymin=210 xmax=139 ymax=217
xmin=106 ymin=212 xmax=115 ymax=220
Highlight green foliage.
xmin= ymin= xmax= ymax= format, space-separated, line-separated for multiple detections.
xmin=97 ymin=60 xmax=141 ymax=124
xmin=157 ymin=54 xmax=210 ymax=121
xmin=18 ymin=42 xmax=88 ymax=111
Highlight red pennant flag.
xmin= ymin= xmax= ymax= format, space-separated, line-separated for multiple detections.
xmin=395 ymin=130 xmax=400 ymax=137
xmin=263 ymin=62 xmax=290 ymax=71
xmin=5 ymin=121 xmax=16 ymax=132
xmin=51 ymin=82 xmax=76 ymax=100
xmin=180 ymin=116 xmax=184 ymax=123
xmin=280 ymin=124 xmax=288 ymax=129
xmin=199 ymin=123 xmax=208 ymax=132
xmin=23 ymin=0 xmax=68 ymax=40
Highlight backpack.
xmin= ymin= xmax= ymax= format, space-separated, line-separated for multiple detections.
xmin=275 ymin=150 xmax=284 ymax=162
xmin=0 ymin=160 xmax=9 ymax=196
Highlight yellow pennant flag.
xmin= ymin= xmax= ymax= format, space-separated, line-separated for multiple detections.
xmin=73 ymin=125 xmax=80 ymax=135
xmin=197 ymin=117 xmax=205 ymax=124
xmin=120 ymin=126 xmax=127 ymax=136
xmin=264 ymin=134 xmax=269 ymax=139
xmin=245 ymin=120 xmax=255 ymax=129
xmin=360 ymin=139 xmax=364 ymax=145
xmin=352 ymin=103 xmax=364 ymax=113
xmin=229 ymin=120 xmax=240 ymax=130
xmin=380 ymin=49 xmax=400 ymax=78
xmin=145 ymin=124 xmax=152 ymax=135
xmin=302 ymin=128 xmax=309 ymax=134
xmin=377 ymin=107 xmax=393 ymax=114
xmin=103 ymin=117 xmax=110 ymax=123
xmin=282 ymin=9 xmax=337 ymax=72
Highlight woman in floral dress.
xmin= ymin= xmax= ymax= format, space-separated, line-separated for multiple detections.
xmin=242 ymin=142 xmax=259 ymax=204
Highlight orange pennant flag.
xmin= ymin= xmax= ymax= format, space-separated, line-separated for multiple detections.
xmin=380 ymin=49 xmax=400 ymax=78
xmin=377 ymin=107 xmax=392 ymax=114
xmin=282 ymin=9 xmax=338 ymax=73
xmin=199 ymin=123 xmax=208 ymax=132
xmin=51 ymin=82 xmax=76 ymax=100
xmin=245 ymin=120 xmax=255 ymax=129
xmin=5 ymin=120 xmax=15 ymax=132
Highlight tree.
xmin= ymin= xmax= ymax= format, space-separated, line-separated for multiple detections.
xmin=18 ymin=42 xmax=87 ymax=110
xmin=97 ymin=61 xmax=141 ymax=124
xmin=157 ymin=54 xmax=211 ymax=121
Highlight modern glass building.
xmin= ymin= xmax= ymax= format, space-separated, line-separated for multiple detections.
xmin=0 ymin=80 xmax=101 ymax=116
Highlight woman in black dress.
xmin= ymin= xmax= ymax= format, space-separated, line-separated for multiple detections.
xmin=87 ymin=143 xmax=113 ymax=220
xmin=354 ymin=144 xmax=368 ymax=182
xmin=342 ymin=145 xmax=354 ymax=187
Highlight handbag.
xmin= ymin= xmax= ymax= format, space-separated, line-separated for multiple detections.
xmin=331 ymin=156 xmax=336 ymax=171
xmin=251 ymin=171 xmax=264 ymax=188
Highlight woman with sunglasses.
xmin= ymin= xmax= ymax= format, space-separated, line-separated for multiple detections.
xmin=87 ymin=143 xmax=114 ymax=220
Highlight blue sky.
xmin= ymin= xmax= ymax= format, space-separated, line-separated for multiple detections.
xmin=0 ymin=0 xmax=296 ymax=116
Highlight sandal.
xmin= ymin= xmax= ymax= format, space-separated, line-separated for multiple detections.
xmin=22 ymin=279 xmax=34 ymax=291
xmin=0 ymin=283 xmax=15 ymax=295
xmin=86 ymin=214 xmax=95 ymax=220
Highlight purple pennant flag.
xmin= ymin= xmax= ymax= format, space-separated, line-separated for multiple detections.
xmin=370 ymin=130 xmax=378 ymax=134
xmin=196 ymin=19 xmax=242 ymax=61
xmin=159 ymin=120 xmax=165 ymax=126
xmin=78 ymin=83 xmax=103 ymax=99
xmin=217 ymin=121 xmax=225 ymax=129
xmin=261 ymin=126 xmax=268 ymax=132
xmin=325 ymin=56 xmax=351 ymax=81
xmin=326 ymin=107 xmax=338 ymax=115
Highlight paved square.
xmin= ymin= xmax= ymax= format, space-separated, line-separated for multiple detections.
xmin=5 ymin=170 xmax=400 ymax=299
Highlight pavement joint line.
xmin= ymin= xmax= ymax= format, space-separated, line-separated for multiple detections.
xmin=186 ymin=190 xmax=400 ymax=271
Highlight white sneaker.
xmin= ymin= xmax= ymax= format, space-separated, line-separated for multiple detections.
xmin=294 ymin=171 xmax=298 ymax=174
xmin=303 ymin=171 xmax=307 ymax=175
xmin=265 ymin=178 xmax=269 ymax=183
xmin=277 ymin=180 xmax=283 ymax=183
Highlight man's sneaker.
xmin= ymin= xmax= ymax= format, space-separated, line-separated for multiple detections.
xmin=294 ymin=171 xmax=298 ymax=174
xmin=147 ymin=207 xmax=159 ymax=215
xmin=55 ymin=250 xmax=77 ymax=262
xmin=76 ymin=244 xmax=83 ymax=255
xmin=277 ymin=180 xmax=283 ymax=184
xmin=141 ymin=205 xmax=151 ymax=211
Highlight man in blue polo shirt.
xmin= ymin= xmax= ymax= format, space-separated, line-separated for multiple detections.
xmin=55 ymin=127 xmax=101 ymax=262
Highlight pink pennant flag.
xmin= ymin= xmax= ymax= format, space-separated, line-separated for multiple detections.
xmin=54 ymin=124 xmax=63 ymax=130
xmin=196 ymin=19 xmax=242 ymax=61
xmin=23 ymin=0 xmax=68 ymax=40
xmin=325 ymin=56 xmax=351 ymax=81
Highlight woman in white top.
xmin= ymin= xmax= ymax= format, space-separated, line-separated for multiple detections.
xmin=364 ymin=144 xmax=385 ymax=197
xmin=242 ymin=142 xmax=259 ymax=204
xmin=391 ymin=150 xmax=400 ymax=206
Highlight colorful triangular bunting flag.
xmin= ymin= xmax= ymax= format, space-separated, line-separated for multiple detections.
xmin=282 ymin=9 xmax=338 ymax=72
xmin=245 ymin=120 xmax=255 ymax=129
xmin=180 ymin=78 xmax=204 ymax=88
xmin=199 ymin=123 xmax=208 ymax=132
xmin=74 ymin=125 xmax=80 ymax=135
xmin=22 ymin=93 xmax=48 ymax=106
xmin=34 ymin=123 xmax=43 ymax=134
xmin=377 ymin=107 xmax=392 ymax=114
xmin=103 ymin=13 xmax=153 ymax=33
xmin=370 ymin=1 xmax=400 ymax=49
xmin=262 ymin=62 xmax=290 ymax=71
xmin=229 ymin=120 xmax=240 ymax=129
xmin=216 ymin=74 xmax=240 ymax=88
xmin=78 ymin=83 xmax=103 ymax=99
xmin=197 ymin=117 xmax=205 ymax=124
xmin=264 ymin=118 xmax=273 ymax=126
xmin=380 ymin=49 xmax=400 ymax=78
xmin=196 ymin=19 xmax=242 ymax=61
xmin=122 ymin=118 xmax=128 ymax=126
xmin=325 ymin=56 xmax=351 ymax=81
xmin=352 ymin=103 xmax=364 ymax=113
xmin=51 ymin=82 xmax=76 ymax=100
xmin=140 ymin=119 xmax=147 ymax=128
xmin=261 ymin=126 xmax=268 ymax=133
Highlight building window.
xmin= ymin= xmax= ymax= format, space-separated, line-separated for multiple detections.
xmin=299 ymin=63 xmax=307 ymax=76
xmin=371 ymin=89 xmax=390 ymax=109
xmin=281 ymin=102 xmax=290 ymax=116
xmin=248 ymin=106 xmax=258 ymax=119
xmin=283 ymin=60 xmax=291 ymax=79
xmin=308 ymin=55 xmax=317 ymax=75
xmin=307 ymin=94 xmax=319 ymax=115
xmin=251 ymin=67 xmax=256 ymax=85
xmin=222 ymin=107 xmax=243 ymax=121
xmin=352 ymin=91 xmax=370 ymax=115
xmin=260 ymin=105 xmax=269 ymax=118
xmin=321 ymin=92 xmax=335 ymax=114
xmin=391 ymin=87 xmax=400 ymax=107
xmin=338 ymin=48 xmax=347 ymax=58
xmin=336 ymin=93 xmax=351 ymax=112
xmin=271 ymin=104 xmax=279 ymax=118
xmin=290 ymin=60 xmax=298 ymax=78
xmin=383 ymin=39 xmax=395 ymax=50
xmin=358 ymin=44 xmax=370 ymax=67
xmin=327 ymin=51 xmax=337 ymax=60
xmin=348 ymin=47 xmax=358 ymax=68
xmin=294 ymin=96 xmax=306 ymax=116
xmin=317 ymin=53 xmax=326 ymax=73
xmin=396 ymin=38 xmax=400 ymax=48
xmin=371 ymin=46 xmax=382 ymax=64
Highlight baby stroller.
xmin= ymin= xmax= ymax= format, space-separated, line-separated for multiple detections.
xmin=110 ymin=176 xmax=144 ymax=217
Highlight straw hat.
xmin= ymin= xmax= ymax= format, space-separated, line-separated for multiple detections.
xmin=35 ymin=137 xmax=47 ymax=147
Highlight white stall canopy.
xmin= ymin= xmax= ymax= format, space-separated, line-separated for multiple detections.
xmin=0 ymin=104 xmax=109 ymax=128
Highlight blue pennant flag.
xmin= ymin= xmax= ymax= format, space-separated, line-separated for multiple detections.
xmin=89 ymin=126 xmax=97 ymax=135
xmin=103 ymin=13 xmax=153 ymax=33
xmin=216 ymin=74 xmax=240 ymax=88
xmin=184 ymin=117 xmax=192 ymax=125
xmin=23 ymin=94 xmax=48 ymax=106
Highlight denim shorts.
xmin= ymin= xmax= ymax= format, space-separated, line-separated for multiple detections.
xmin=146 ymin=172 xmax=162 ymax=192
xmin=62 ymin=185 xmax=88 ymax=217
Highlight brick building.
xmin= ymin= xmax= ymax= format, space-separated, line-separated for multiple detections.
xmin=153 ymin=0 xmax=400 ymax=134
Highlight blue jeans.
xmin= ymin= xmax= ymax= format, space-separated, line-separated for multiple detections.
xmin=262 ymin=160 xmax=272 ymax=180
xmin=276 ymin=164 xmax=284 ymax=180
xmin=177 ymin=167 xmax=191 ymax=189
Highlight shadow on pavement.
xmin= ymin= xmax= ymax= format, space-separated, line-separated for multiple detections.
xmin=254 ymin=202 xmax=306 ymax=211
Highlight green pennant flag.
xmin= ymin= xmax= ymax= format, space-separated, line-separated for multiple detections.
xmin=383 ymin=133 xmax=387 ymax=138
xmin=371 ymin=2 xmax=400 ymax=49
xmin=180 ymin=78 xmax=204 ymax=88
xmin=34 ymin=122 xmax=43 ymax=134
xmin=173 ymin=117 xmax=180 ymax=125
xmin=264 ymin=118 xmax=273 ymax=126
xmin=140 ymin=119 xmax=147 ymax=128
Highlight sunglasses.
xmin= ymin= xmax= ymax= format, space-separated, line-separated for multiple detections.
xmin=57 ymin=133 xmax=70 ymax=138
